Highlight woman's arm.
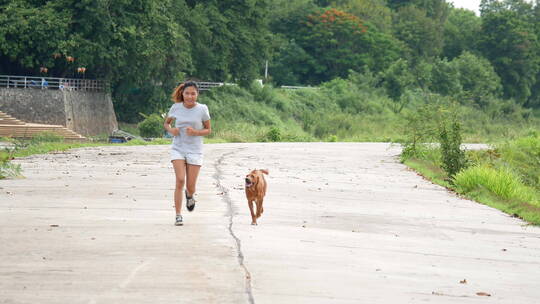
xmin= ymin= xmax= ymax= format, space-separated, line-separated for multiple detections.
xmin=163 ymin=117 xmax=180 ymax=136
xmin=186 ymin=120 xmax=211 ymax=136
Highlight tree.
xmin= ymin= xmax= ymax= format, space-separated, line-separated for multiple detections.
xmin=392 ymin=5 xmax=444 ymax=60
xmin=220 ymin=0 xmax=273 ymax=86
xmin=479 ymin=0 xmax=540 ymax=105
xmin=429 ymin=57 xmax=461 ymax=96
xmin=0 ymin=0 xmax=276 ymax=121
xmin=443 ymin=8 xmax=482 ymax=59
xmin=381 ymin=58 xmax=414 ymax=104
xmin=183 ymin=0 xmax=272 ymax=86
xmin=387 ymin=0 xmax=415 ymax=10
xmin=268 ymin=39 xmax=317 ymax=85
xmin=0 ymin=0 xmax=70 ymax=74
xmin=267 ymin=0 xmax=319 ymax=84
xmin=450 ymin=51 xmax=502 ymax=107
xmin=388 ymin=0 xmax=451 ymax=19
xmin=281 ymin=7 xmax=400 ymax=84
xmin=331 ymin=0 xmax=393 ymax=33
xmin=182 ymin=3 xmax=233 ymax=81
xmin=0 ymin=0 xmax=194 ymax=122
xmin=527 ymin=0 xmax=540 ymax=108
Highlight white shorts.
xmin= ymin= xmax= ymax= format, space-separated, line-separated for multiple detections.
xmin=171 ymin=149 xmax=203 ymax=166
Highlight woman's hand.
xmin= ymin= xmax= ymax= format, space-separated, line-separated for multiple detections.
xmin=185 ymin=127 xmax=198 ymax=136
xmin=164 ymin=125 xmax=180 ymax=136
xmin=186 ymin=121 xmax=211 ymax=137
xmin=163 ymin=118 xmax=180 ymax=136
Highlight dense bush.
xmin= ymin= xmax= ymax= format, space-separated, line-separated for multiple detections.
xmin=0 ymin=149 xmax=21 ymax=179
xmin=439 ymin=120 xmax=467 ymax=179
xmin=265 ymin=127 xmax=282 ymax=142
xmin=138 ymin=114 xmax=163 ymax=138
xmin=454 ymin=165 xmax=535 ymax=203
xmin=197 ymin=74 xmax=539 ymax=144
xmin=496 ymin=135 xmax=540 ymax=188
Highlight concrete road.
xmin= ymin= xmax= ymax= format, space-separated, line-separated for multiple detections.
xmin=1 ymin=143 xmax=539 ymax=304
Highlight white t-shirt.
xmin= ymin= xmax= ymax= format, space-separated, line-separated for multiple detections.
xmin=167 ymin=102 xmax=211 ymax=154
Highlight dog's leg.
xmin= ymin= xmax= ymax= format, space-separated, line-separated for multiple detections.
xmin=256 ymin=198 xmax=264 ymax=219
xmin=248 ymin=200 xmax=257 ymax=225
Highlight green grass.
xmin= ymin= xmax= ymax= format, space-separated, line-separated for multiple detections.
xmin=454 ymin=165 xmax=539 ymax=203
xmin=12 ymin=138 xmax=172 ymax=158
xmin=496 ymin=136 xmax=540 ymax=188
xmin=402 ymin=136 xmax=540 ymax=225
xmin=12 ymin=142 xmax=104 ymax=158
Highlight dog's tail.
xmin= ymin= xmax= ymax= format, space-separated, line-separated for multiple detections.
xmin=260 ymin=169 xmax=269 ymax=175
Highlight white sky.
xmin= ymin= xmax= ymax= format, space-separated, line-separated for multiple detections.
xmin=450 ymin=0 xmax=481 ymax=15
xmin=450 ymin=0 xmax=535 ymax=15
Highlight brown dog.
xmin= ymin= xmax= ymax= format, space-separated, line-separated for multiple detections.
xmin=245 ymin=169 xmax=269 ymax=225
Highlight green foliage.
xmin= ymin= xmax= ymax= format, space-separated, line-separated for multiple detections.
xmin=399 ymin=102 xmax=440 ymax=160
xmin=479 ymin=2 xmax=540 ymax=105
xmin=186 ymin=1 xmax=272 ymax=86
xmin=332 ymin=0 xmax=393 ymax=33
xmin=0 ymin=0 xmax=274 ymax=122
xmin=320 ymin=77 xmax=387 ymax=114
xmin=0 ymin=149 xmax=21 ymax=179
xmin=443 ymin=8 xmax=481 ymax=59
xmin=327 ymin=134 xmax=338 ymax=142
xmin=0 ymin=0 xmax=194 ymax=122
xmin=381 ymin=59 xmax=414 ymax=109
xmin=0 ymin=1 xmax=69 ymax=73
xmin=272 ymin=6 xmax=400 ymax=85
xmin=454 ymin=165 xmax=537 ymax=203
xmin=31 ymin=132 xmax=64 ymax=143
xmin=2 ymin=0 xmax=540 ymax=127
xmin=138 ymin=113 xmax=164 ymax=138
xmin=439 ymin=120 xmax=467 ymax=179
xmin=299 ymin=8 xmax=371 ymax=81
xmin=202 ymin=85 xmax=283 ymax=126
xmin=268 ymin=39 xmax=315 ymax=86
xmin=450 ymin=52 xmax=502 ymax=107
xmin=496 ymin=135 xmax=540 ymax=188
xmin=186 ymin=77 xmax=540 ymax=145
xmin=392 ymin=5 xmax=445 ymax=60
xmin=266 ymin=127 xmax=282 ymax=142
xmin=429 ymin=58 xmax=461 ymax=97
xmin=406 ymin=52 xmax=503 ymax=109
xmin=403 ymin=132 xmax=540 ymax=225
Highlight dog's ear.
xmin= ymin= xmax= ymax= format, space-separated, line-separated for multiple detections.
xmin=260 ymin=169 xmax=269 ymax=175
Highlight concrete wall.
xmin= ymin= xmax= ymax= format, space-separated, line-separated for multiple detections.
xmin=0 ymin=88 xmax=66 ymax=125
xmin=0 ymin=88 xmax=117 ymax=136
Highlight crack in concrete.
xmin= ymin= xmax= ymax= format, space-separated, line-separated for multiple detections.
xmin=213 ymin=149 xmax=254 ymax=304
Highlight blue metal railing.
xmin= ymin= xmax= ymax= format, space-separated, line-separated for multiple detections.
xmin=0 ymin=75 xmax=106 ymax=92
xmin=189 ymin=81 xmax=238 ymax=91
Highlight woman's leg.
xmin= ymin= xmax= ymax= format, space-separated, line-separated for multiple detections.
xmin=185 ymin=164 xmax=201 ymax=197
xmin=172 ymin=160 xmax=187 ymax=214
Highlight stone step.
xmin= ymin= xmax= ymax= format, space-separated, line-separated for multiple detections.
xmin=0 ymin=123 xmax=86 ymax=141
xmin=0 ymin=111 xmax=26 ymax=125
xmin=0 ymin=110 xmax=86 ymax=140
